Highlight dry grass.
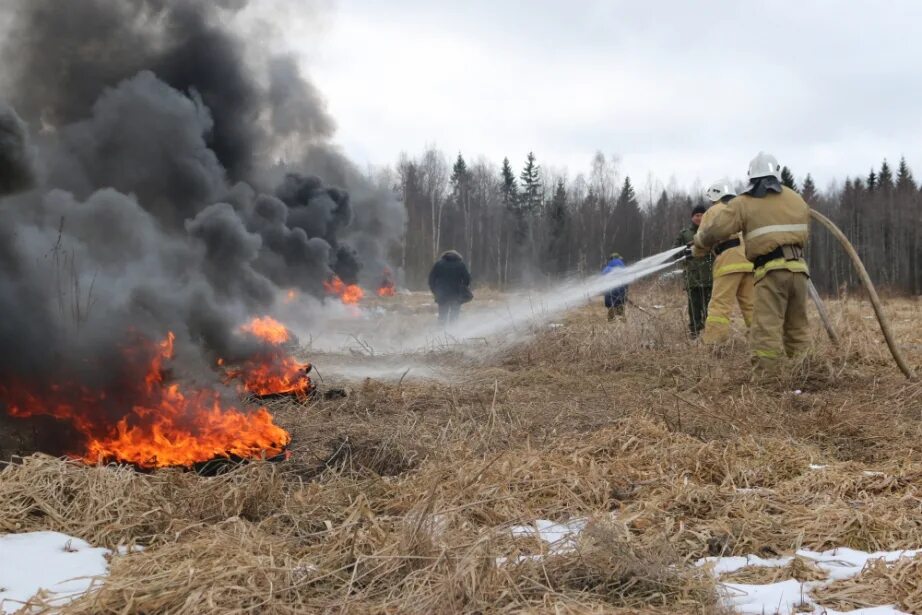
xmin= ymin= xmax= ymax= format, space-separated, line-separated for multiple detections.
xmin=1 ymin=282 xmax=921 ymax=613
xmin=813 ymin=554 xmax=922 ymax=612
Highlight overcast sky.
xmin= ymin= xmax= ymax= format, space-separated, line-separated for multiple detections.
xmin=292 ymin=0 xmax=922 ymax=193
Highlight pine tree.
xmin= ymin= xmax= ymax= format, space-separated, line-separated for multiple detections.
xmin=867 ymin=169 xmax=877 ymax=192
xmin=780 ymin=166 xmax=797 ymax=190
xmin=549 ymin=178 xmax=568 ymax=226
xmin=519 ymin=152 xmax=542 ymax=214
xmin=896 ymin=156 xmax=915 ymax=193
xmin=545 ymin=179 xmax=569 ymax=274
xmin=801 ymin=174 xmax=818 ymax=204
xmin=450 ymin=153 xmax=469 ymax=192
xmin=612 ymin=176 xmax=643 ymax=258
xmin=878 ymin=159 xmax=894 ymax=192
xmin=500 ymin=157 xmax=518 ymax=209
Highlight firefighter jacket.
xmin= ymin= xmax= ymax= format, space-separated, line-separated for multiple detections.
xmin=675 ymin=226 xmax=713 ymax=287
xmin=693 ymin=186 xmax=810 ymax=282
xmin=691 ymin=202 xmax=754 ymax=278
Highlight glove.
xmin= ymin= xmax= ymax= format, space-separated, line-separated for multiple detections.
xmin=680 ymin=244 xmax=693 ymax=260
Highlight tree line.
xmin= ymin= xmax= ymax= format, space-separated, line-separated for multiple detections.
xmin=389 ymin=148 xmax=922 ymax=295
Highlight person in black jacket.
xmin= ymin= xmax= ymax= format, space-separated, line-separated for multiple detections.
xmin=428 ymin=250 xmax=472 ymax=323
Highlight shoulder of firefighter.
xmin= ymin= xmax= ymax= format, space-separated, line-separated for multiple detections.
xmin=701 ymin=186 xmax=810 ymax=281
xmin=690 ymin=204 xmax=753 ymax=276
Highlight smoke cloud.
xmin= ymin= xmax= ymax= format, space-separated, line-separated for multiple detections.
xmin=0 ymin=103 xmax=36 ymax=195
xmin=0 ymin=0 xmax=405 ymax=453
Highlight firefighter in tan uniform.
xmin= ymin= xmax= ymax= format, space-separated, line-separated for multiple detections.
xmin=696 ymin=180 xmax=754 ymax=343
xmin=693 ymin=153 xmax=811 ymax=373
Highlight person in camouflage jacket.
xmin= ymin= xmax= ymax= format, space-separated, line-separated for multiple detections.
xmin=675 ymin=205 xmax=714 ymax=337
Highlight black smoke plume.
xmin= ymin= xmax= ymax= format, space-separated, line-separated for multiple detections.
xmin=0 ymin=104 xmax=36 ymax=195
xmin=0 ymin=0 xmax=404 ymax=456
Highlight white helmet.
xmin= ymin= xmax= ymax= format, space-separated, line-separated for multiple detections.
xmin=704 ymin=178 xmax=736 ymax=203
xmin=747 ymin=151 xmax=782 ymax=181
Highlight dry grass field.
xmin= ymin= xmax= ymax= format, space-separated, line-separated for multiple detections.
xmin=2 ymin=282 xmax=921 ymax=613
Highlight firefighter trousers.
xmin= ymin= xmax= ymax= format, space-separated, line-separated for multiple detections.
xmin=750 ymin=270 xmax=811 ymax=373
xmin=702 ymin=272 xmax=754 ymax=343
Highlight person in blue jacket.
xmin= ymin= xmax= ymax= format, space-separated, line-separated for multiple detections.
xmin=602 ymin=252 xmax=628 ymax=321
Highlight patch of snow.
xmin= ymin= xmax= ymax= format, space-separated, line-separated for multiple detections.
xmin=0 ymin=531 xmax=110 ymax=613
xmin=720 ymin=578 xmax=808 ymax=614
xmin=547 ymin=323 xmax=564 ymax=329
xmin=652 ymin=304 xmax=666 ymax=309
xmin=510 ymin=518 xmax=587 ymax=554
xmin=796 ymin=547 xmax=922 ymax=581
xmin=498 ymin=518 xmax=588 ymax=565
xmin=699 ymin=547 xmax=921 ymax=615
xmin=863 ymin=471 xmax=886 ymax=477
xmin=698 ymin=554 xmax=794 ymax=576
xmin=809 ymin=464 xmax=827 ymax=470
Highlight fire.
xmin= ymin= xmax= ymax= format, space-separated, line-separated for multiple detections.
xmin=225 ymin=356 xmax=312 ymax=398
xmin=283 ymin=289 xmax=298 ymax=304
xmin=225 ymin=316 xmax=314 ymax=398
xmin=324 ymin=275 xmax=364 ymax=305
xmin=377 ymin=268 xmax=396 ymax=297
xmin=240 ymin=316 xmax=290 ymax=345
xmin=1 ymin=332 xmax=289 ymax=469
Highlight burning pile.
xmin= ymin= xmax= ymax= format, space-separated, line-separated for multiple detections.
xmin=377 ymin=268 xmax=397 ymax=297
xmin=0 ymin=0 xmax=405 ymax=470
xmin=324 ymin=275 xmax=365 ymax=305
xmin=1 ymin=332 xmax=290 ymax=469
xmin=224 ymin=317 xmax=314 ymax=399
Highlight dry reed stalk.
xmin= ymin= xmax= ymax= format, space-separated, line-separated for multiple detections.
xmin=0 ymin=287 xmax=920 ymax=612
xmin=812 ymin=555 xmax=922 ymax=612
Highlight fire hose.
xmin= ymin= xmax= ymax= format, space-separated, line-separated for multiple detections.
xmin=809 ymin=208 xmax=917 ymax=381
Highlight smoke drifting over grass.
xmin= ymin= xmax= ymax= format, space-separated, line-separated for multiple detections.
xmin=0 ymin=0 xmax=404 ymax=450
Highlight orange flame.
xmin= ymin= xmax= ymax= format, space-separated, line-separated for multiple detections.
xmin=377 ymin=269 xmax=396 ymax=297
xmin=324 ymin=275 xmax=364 ymax=305
xmin=240 ymin=316 xmax=290 ymax=345
xmin=283 ymin=289 xmax=298 ymax=304
xmin=225 ymin=356 xmax=312 ymax=398
xmin=2 ymin=332 xmax=289 ymax=469
xmin=225 ymin=316 xmax=314 ymax=398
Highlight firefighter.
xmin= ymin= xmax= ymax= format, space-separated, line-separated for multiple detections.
xmin=694 ymin=179 xmax=755 ymax=343
xmin=675 ymin=205 xmax=714 ymax=338
xmin=693 ymin=152 xmax=811 ymax=374
xmin=601 ymin=252 xmax=628 ymax=321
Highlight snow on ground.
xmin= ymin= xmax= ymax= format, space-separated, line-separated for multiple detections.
xmin=492 ymin=516 xmax=921 ymax=613
xmin=510 ymin=518 xmax=588 ymax=553
xmin=698 ymin=547 xmax=922 ymax=615
xmin=497 ymin=518 xmax=588 ymax=565
xmin=0 ymin=531 xmax=110 ymax=613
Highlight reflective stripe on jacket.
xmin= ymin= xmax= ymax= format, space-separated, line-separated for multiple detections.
xmin=752 ymin=257 xmax=809 ymax=282
xmin=693 ymin=186 xmax=810 ymax=280
xmin=694 ymin=201 xmax=754 ymax=279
